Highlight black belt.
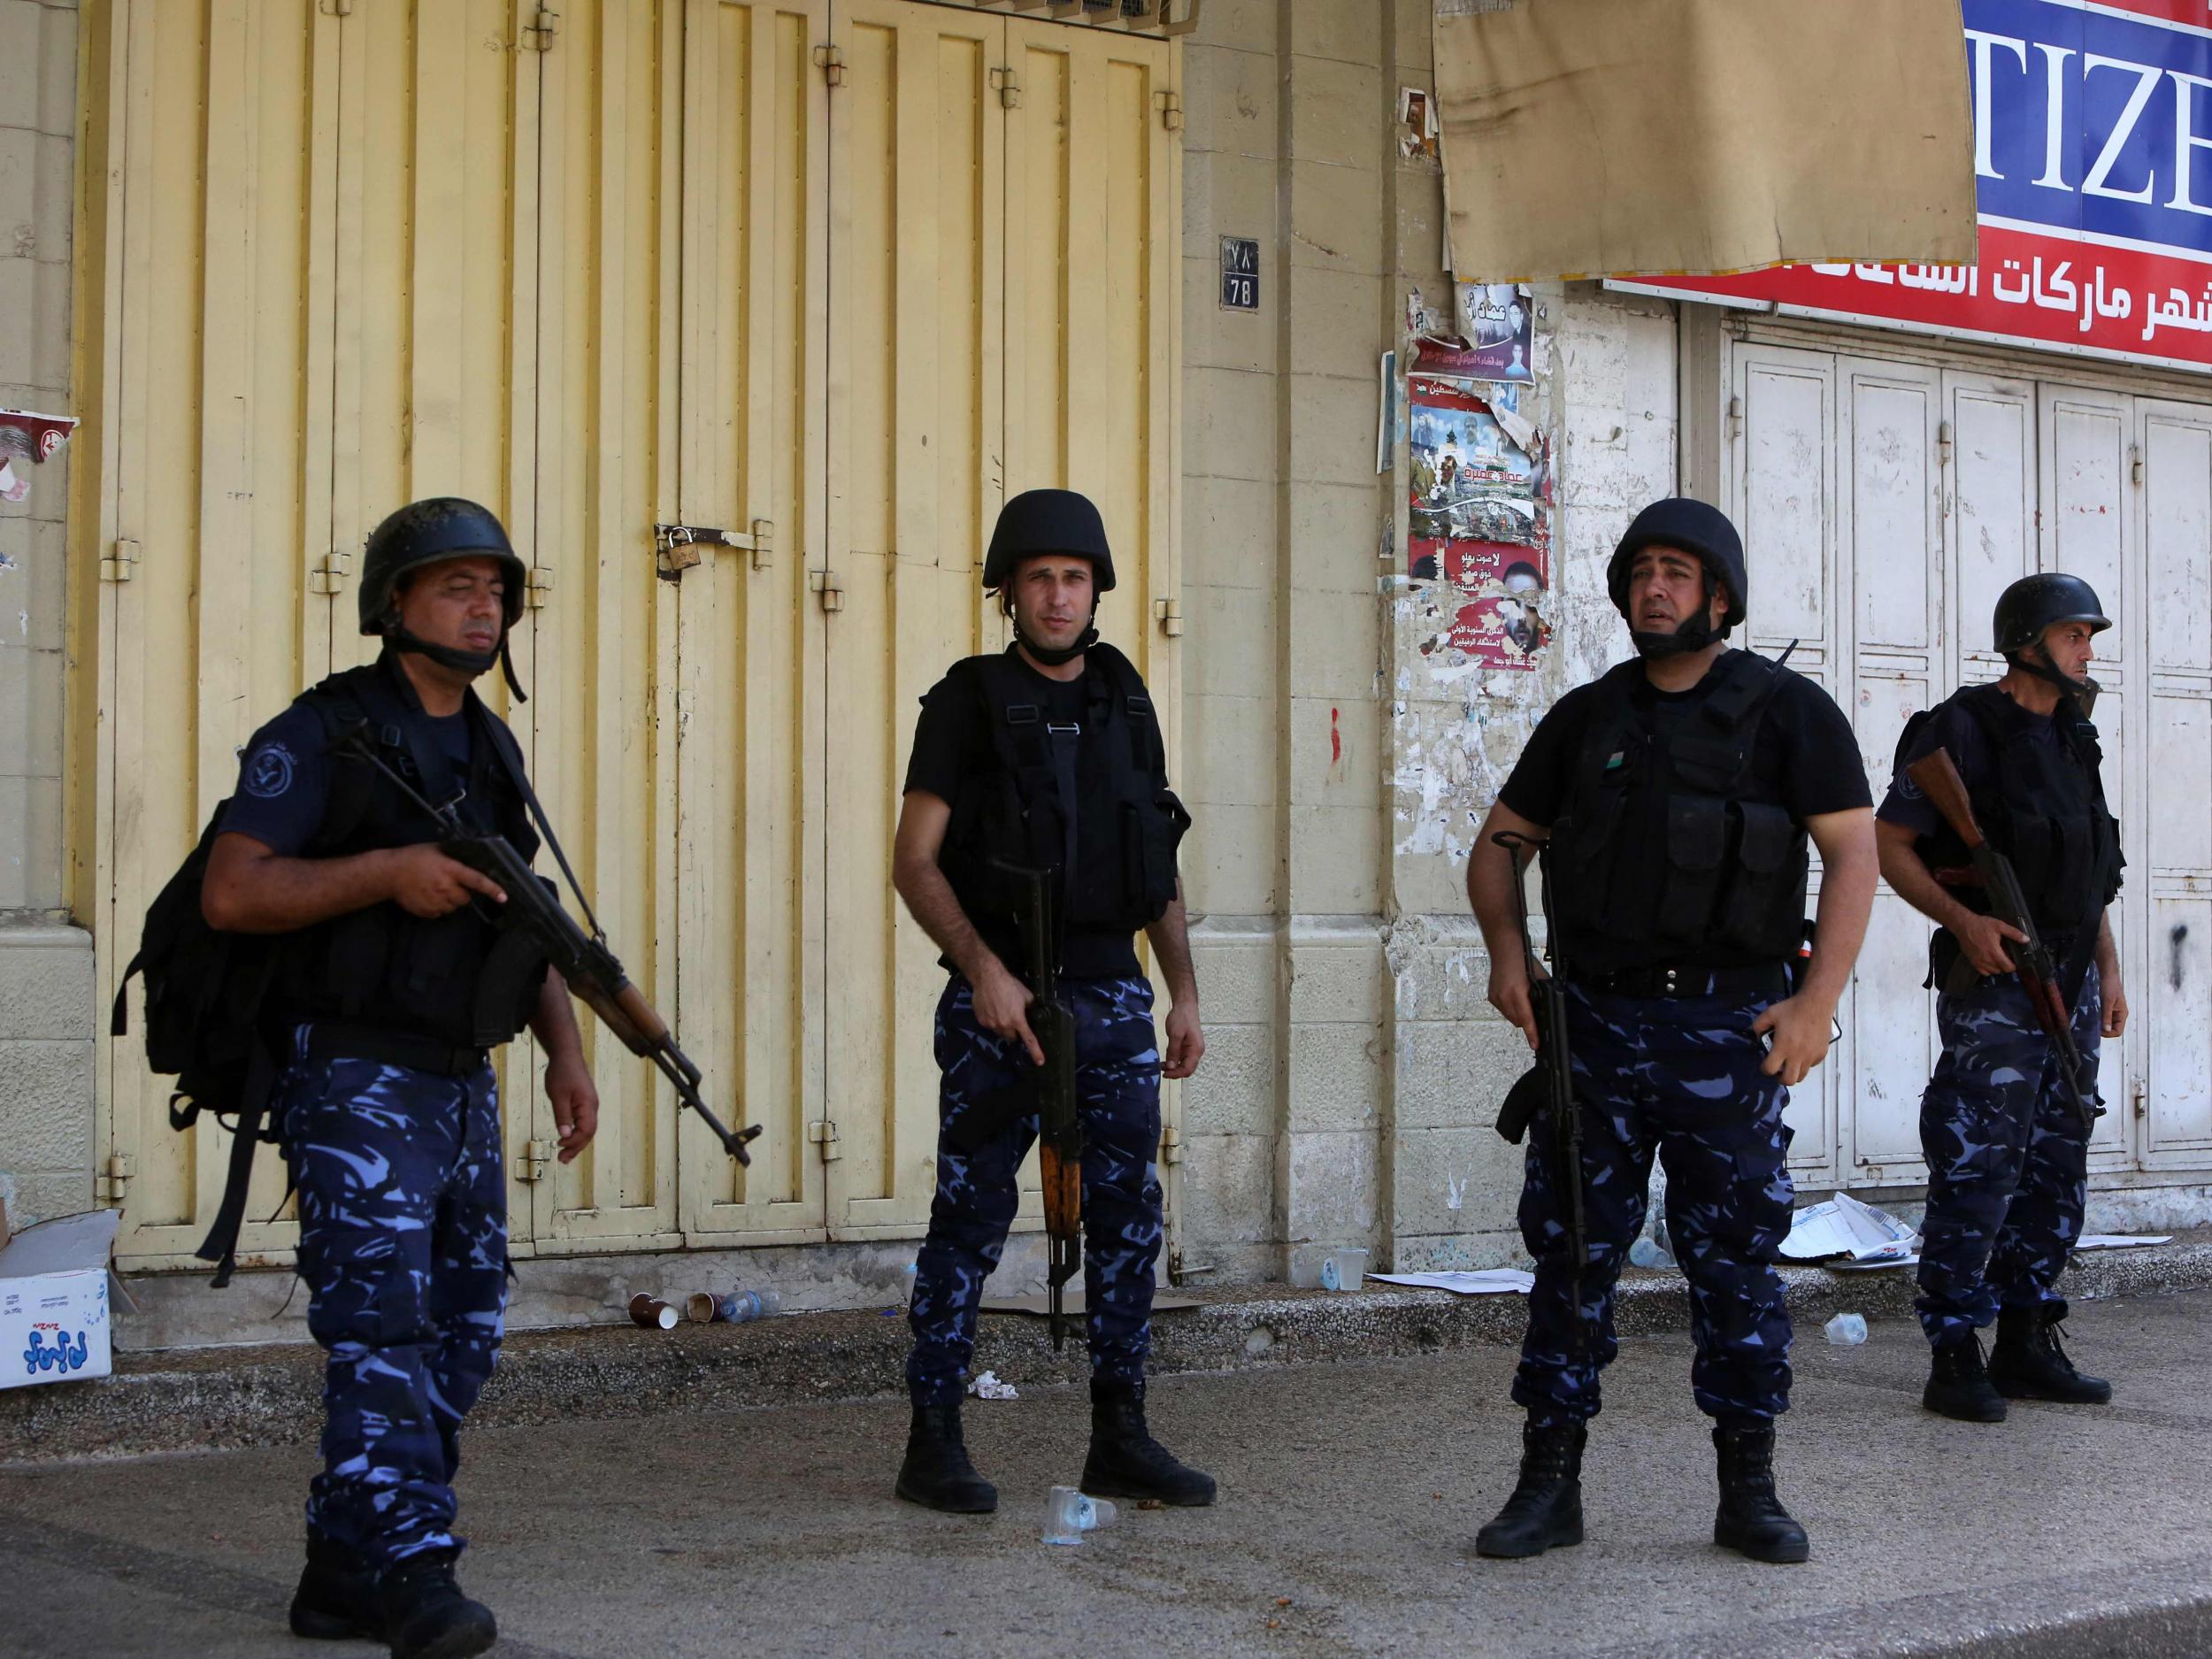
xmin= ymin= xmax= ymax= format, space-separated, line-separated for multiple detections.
xmin=1570 ymin=963 xmax=1789 ymax=1000
xmin=306 ymin=1022 xmax=489 ymax=1079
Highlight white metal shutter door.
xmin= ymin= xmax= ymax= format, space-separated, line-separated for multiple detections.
xmin=2136 ymin=400 xmax=2212 ymax=1164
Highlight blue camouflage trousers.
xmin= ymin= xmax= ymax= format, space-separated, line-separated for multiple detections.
xmin=280 ymin=1028 xmax=508 ymax=1569
xmin=1515 ymin=984 xmax=1796 ymax=1426
xmin=1916 ymin=966 xmax=2101 ymax=1348
xmin=907 ymin=974 xmax=1164 ymax=1406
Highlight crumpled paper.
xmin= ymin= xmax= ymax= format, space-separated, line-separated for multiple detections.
xmin=966 ymin=1370 xmax=1018 ymax=1401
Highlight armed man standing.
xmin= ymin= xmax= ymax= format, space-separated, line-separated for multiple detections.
xmin=1464 ymin=499 xmax=1878 ymax=1565
xmin=200 ymin=499 xmax=598 ymax=1659
xmin=1876 ymin=574 xmax=2125 ymax=1423
xmin=889 ymin=488 xmax=1210 ymax=1515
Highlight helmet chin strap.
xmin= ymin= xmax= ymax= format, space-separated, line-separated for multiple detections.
xmin=2010 ymin=646 xmax=2097 ymax=717
xmin=387 ymin=625 xmax=530 ymax=703
xmin=1629 ymin=572 xmax=1723 ymax=659
xmin=1013 ymin=604 xmax=1100 ymax=668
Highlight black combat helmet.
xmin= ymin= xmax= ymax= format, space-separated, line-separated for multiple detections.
xmin=982 ymin=488 xmax=1118 ymax=594
xmin=1605 ymin=497 xmax=1748 ymax=657
xmin=1993 ymin=572 xmax=2110 ymax=655
xmin=357 ymin=497 xmax=531 ymax=698
xmin=983 ymin=488 xmax=1115 ymax=667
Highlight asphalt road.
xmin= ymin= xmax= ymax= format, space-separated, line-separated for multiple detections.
xmin=5 ymin=1294 xmax=2209 ymax=1659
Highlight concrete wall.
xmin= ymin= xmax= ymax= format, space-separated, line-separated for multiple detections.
xmin=1171 ymin=1 xmax=1686 ymax=1282
xmin=0 ymin=0 xmax=93 ymax=1230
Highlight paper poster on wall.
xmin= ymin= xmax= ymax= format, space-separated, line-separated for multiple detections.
xmin=1407 ymin=375 xmax=1550 ymax=668
xmin=1443 ymin=283 xmax=1535 ymax=381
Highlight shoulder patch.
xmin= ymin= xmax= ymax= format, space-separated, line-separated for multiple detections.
xmin=242 ymin=742 xmax=297 ymax=800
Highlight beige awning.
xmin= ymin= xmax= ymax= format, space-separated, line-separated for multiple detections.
xmin=1434 ymin=0 xmax=1978 ymax=280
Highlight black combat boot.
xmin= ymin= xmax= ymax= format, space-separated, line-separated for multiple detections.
xmin=1987 ymin=1302 xmax=2113 ymax=1404
xmin=1080 ymin=1380 xmax=1217 ymax=1506
xmin=1474 ymin=1419 xmax=1585 ymax=1559
xmin=1712 ymin=1421 xmax=1809 ymax=1564
xmin=895 ymin=1401 xmax=999 ymax=1513
xmin=1923 ymin=1333 xmax=2008 ymax=1422
xmin=288 ymin=1533 xmax=382 ymax=1641
xmin=378 ymin=1548 xmax=496 ymax=1659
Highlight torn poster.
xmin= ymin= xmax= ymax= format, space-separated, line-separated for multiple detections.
xmin=0 ymin=410 xmax=78 ymax=508
xmin=1778 ymin=1192 xmax=1918 ymax=1264
xmin=1407 ymin=375 xmax=1550 ymax=669
xmin=1367 ymin=1270 xmax=1534 ymax=1296
xmin=1398 ymin=85 xmax=1440 ymax=164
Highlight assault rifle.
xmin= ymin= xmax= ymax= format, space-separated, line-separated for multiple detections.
xmin=1906 ymin=747 xmax=2102 ymax=1134
xmin=995 ymin=858 xmax=1082 ymax=1351
xmin=1491 ymin=831 xmax=1586 ymax=1347
xmin=334 ymin=726 xmax=762 ymax=1165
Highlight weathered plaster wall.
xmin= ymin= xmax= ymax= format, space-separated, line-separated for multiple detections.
xmin=1175 ymin=2 xmax=1686 ymax=1281
xmin=0 ymin=0 xmax=94 ymax=1229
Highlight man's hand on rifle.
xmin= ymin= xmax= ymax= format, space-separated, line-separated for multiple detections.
xmin=972 ymin=958 xmax=1045 ymax=1066
xmin=382 ymin=844 xmax=506 ymax=918
xmin=1487 ymin=953 xmax=1540 ymax=1051
xmin=1752 ymin=994 xmax=1834 ymax=1087
xmin=1954 ymin=911 xmax=2029 ymax=978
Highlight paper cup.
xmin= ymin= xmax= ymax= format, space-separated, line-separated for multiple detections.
xmin=628 ymin=1293 xmax=679 ymax=1330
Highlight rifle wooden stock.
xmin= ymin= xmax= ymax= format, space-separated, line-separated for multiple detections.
xmin=1905 ymin=749 xmax=1986 ymax=850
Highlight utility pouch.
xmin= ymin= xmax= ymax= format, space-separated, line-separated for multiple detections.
xmin=1656 ymin=794 xmax=1728 ymax=939
xmin=1718 ymin=801 xmax=1804 ymax=949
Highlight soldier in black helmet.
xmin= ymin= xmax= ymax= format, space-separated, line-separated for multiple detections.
xmin=200 ymin=498 xmax=598 ymax=1659
xmin=1876 ymin=573 xmax=2126 ymax=1423
xmin=888 ymin=488 xmax=1212 ymax=1515
xmin=1465 ymin=498 xmax=1878 ymax=1565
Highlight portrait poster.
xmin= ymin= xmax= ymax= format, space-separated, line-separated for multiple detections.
xmin=1406 ymin=376 xmax=1550 ymax=669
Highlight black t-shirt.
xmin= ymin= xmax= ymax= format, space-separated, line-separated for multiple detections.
xmin=905 ymin=653 xmax=1154 ymax=979
xmin=1500 ymin=652 xmax=1872 ymax=970
xmin=220 ymin=702 xmax=474 ymax=853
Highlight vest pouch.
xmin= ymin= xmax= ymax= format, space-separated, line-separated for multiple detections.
xmin=320 ymin=910 xmax=394 ymax=1019
xmin=1138 ymin=787 xmax=1191 ymax=917
xmin=473 ymin=923 xmax=550 ymax=1048
xmin=1655 ymin=794 xmax=1728 ymax=941
xmin=1718 ymin=800 xmax=1807 ymax=954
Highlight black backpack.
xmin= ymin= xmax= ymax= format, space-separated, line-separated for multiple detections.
xmin=109 ymin=803 xmax=287 ymax=1286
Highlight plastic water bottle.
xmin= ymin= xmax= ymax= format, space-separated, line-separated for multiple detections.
xmin=1041 ymin=1486 xmax=1118 ymax=1546
xmin=1824 ymin=1311 xmax=1868 ymax=1346
xmin=1627 ymin=1237 xmax=1674 ymax=1269
xmin=718 ymin=1288 xmax=783 ymax=1324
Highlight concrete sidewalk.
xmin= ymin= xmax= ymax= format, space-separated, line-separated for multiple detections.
xmin=3 ymin=1292 xmax=2208 ymax=1659
xmin=9 ymin=1237 xmax=2209 ymax=1466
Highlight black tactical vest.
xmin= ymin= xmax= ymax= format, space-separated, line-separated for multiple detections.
xmin=275 ymin=658 xmax=548 ymax=1048
xmin=1910 ymin=683 xmax=2121 ymax=949
xmin=938 ymin=642 xmax=1190 ymax=945
xmin=1548 ymin=650 xmax=1809 ymax=973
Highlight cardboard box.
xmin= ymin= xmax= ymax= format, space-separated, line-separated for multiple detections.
xmin=0 ymin=1210 xmax=119 ymax=1390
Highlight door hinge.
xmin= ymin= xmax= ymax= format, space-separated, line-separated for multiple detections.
xmin=307 ymin=549 xmax=351 ymax=595
xmin=991 ymin=65 xmax=1022 ymax=109
xmin=654 ymin=518 xmax=773 ymax=580
xmin=521 ymin=6 xmax=559 ymax=51
xmin=1159 ymin=1125 xmax=1183 ymax=1166
xmin=1938 ymin=419 xmax=1954 ymax=468
xmin=1155 ymin=89 xmax=1183 ymax=131
xmin=1725 ymin=394 xmax=1743 ymax=443
xmin=1153 ymin=595 xmax=1184 ymax=637
xmin=808 ymin=1119 xmax=842 ymax=1161
xmin=96 ymin=1153 xmax=134 ymax=1206
xmin=815 ymin=42 xmax=845 ymax=87
xmin=2131 ymin=443 xmax=2144 ymax=487
xmin=810 ymin=569 xmax=845 ymax=612
xmin=101 ymin=538 xmax=141 ymax=583
xmin=525 ymin=565 xmax=556 ymax=608
xmin=518 ymin=1138 xmax=556 ymax=1182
